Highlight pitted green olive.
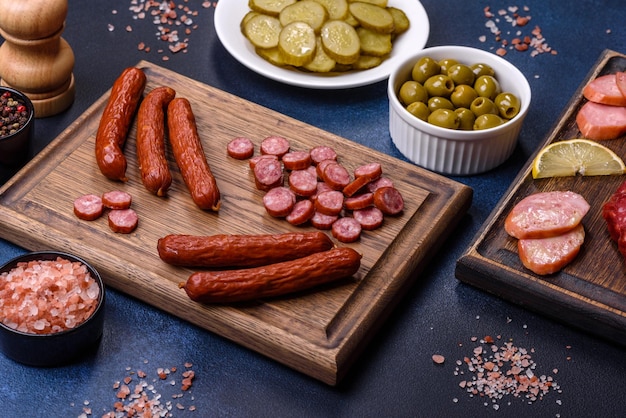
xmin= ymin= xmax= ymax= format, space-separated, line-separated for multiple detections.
xmin=455 ymin=108 xmax=475 ymax=130
xmin=450 ymin=84 xmax=478 ymax=109
xmin=474 ymin=75 xmax=501 ymax=100
xmin=428 ymin=96 xmax=454 ymax=112
xmin=424 ymin=74 xmax=454 ymax=98
xmin=438 ymin=58 xmax=459 ymax=75
xmin=411 ymin=56 xmax=441 ymax=84
xmin=470 ymin=62 xmax=495 ymax=77
xmin=494 ymin=92 xmax=521 ymax=119
xmin=406 ymin=101 xmax=430 ymax=121
xmin=470 ymin=97 xmax=499 ymax=117
xmin=473 ymin=113 xmax=505 ymax=130
xmin=428 ymin=108 xmax=460 ymax=129
xmin=399 ymin=80 xmax=429 ymax=106
xmin=447 ymin=64 xmax=475 ymax=86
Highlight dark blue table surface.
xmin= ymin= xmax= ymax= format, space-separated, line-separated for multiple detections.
xmin=2 ymin=1 xmax=626 ymax=417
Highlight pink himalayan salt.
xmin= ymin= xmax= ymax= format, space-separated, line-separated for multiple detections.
xmin=0 ymin=257 xmax=100 ymax=334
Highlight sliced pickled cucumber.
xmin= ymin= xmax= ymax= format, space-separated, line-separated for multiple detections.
xmin=348 ymin=0 xmax=388 ymax=7
xmin=303 ymin=38 xmax=337 ymax=72
xmin=244 ymin=14 xmax=283 ymax=49
xmin=320 ymin=20 xmax=360 ymax=64
xmin=241 ymin=11 xmax=260 ymax=34
xmin=351 ymin=54 xmax=383 ymax=70
xmin=310 ymin=0 xmax=349 ymax=20
xmin=256 ymin=46 xmax=287 ymax=66
xmin=348 ymin=2 xmax=394 ymax=34
xmin=249 ymin=0 xmax=297 ymax=16
xmin=388 ymin=7 xmax=410 ymax=35
xmin=356 ymin=27 xmax=391 ymax=56
xmin=279 ymin=0 xmax=329 ymax=33
xmin=278 ymin=21 xmax=317 ymax=66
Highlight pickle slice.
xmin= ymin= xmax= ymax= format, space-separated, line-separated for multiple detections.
xmin=279 ymin=0 xmax=329 ymax=33
xmin=348 ymin=0 xmax=388 ymax=7
xmin=311 ymin=0 xmax=349 ymax=20
xmin=348 ymin=2 xmax=394 ymax=34
xmin=249 ymin=0 xmax=297 ymax=16
xmin=256 ymin=46 xmax=287 ymax=66
xmin=303 ymin=38 xmax=337 ymax=72
xmin=278 ymin=21 xmax=317 ymax=66
xmin=241 ymin=11 xmax=260 ymax=33
xmin=351 ymin=54 xmax=383 ymax=70
xmin=356 ymin=27 xmax=391 ymax=56
xmin=244 ymin=14 xmax=283 ymax=49
xmin=388 ymin=7 xmax=410 ymax=35
xmin=320 ymin=20 xmax=360 ymax=65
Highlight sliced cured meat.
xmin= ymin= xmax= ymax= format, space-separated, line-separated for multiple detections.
xmin=353 ymin=206 xmax=384 ymax=230
xmin=309 ymin=145 xmax=337 ymax=165
xmin=227 ymin=137 xmax=255 ymax=160
xmin=505 ymin=191 xmax=590 ymax=239
xmin=286 ymin=199 xmax=315 ymax=225
xmin=288 ymin=169 xmax=318 ymax=197
xmin=354 ymin=162 xmax=382 ymax=180
xmin=602 ymin=180 xmax=626 ymax=258
xmin=373 ymin=186 xmax=404 ymax=215
xmin=73 ymin=194 xmax=104 ymax=221
xmin=253 ymin=156 xmax=284 ymax=191
xmin=249 ymin=154 xmax=278 ymax=169
xmin=315 ymin=190 xmax=344 ymax=216
xmin=260 ymin=135 xmax=290 ymax=158
xmin=108 ymin=208 xmax=139 ymax=233
xmin=310 ymin=210 xmax=338 ymax=230
xmin=322 ymin=162 xmax=351 ymax=190
xmin=518 ymin=224 xmax=585 ymax=275
xmin=617 ymin=72 xmax=626 ymax=100
xmin=576 ymin=101 xmax=626 ymax=140
xmin=344 ymin=192 xmax=374 ymax=210
xmin=102 ymin=190 xmax=132 ymax=210
xmin=311 ymin=181 xmax=333 ymax=202
xmin=366 ymin=176 xmax=394 ymax=193
xmin=332 ymin=217 xmax=362 ymax=243
xmin=343 ymin=175 xmax=371 ymax=197
xmin=316 ymin=159 xmax=336 ymax=179
xmin=263 ymin=186 xmax=296 ymax=217
xmin=282 ymin=151 xmax=312 ymax=170
xmin=583 ymin=73 xmax=626 ymax=106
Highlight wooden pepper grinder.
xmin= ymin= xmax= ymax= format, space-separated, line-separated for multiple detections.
xmin=0 ymin=0 xmax=75 ymax=118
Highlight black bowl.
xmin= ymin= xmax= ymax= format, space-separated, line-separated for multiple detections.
xmin=0 ymin=251 xmax=105 ymax=366
xmin=0 ymin=86 xmax=34 ymax=166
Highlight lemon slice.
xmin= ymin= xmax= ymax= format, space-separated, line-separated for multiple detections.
xmin=531 ymin=138 xmax=626 ymax=179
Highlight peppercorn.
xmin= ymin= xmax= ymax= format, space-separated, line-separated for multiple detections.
xmin=0 ymin=90 xmax=30 ymax=138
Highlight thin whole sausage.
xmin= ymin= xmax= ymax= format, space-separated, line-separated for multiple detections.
xmin=158 ymin=231 xmax=334 ymax=268
xmin=181 ymin=247 xmax=362 ymax=304
xmin=136 ymin=86 xmax=176 ymax=196
xmin=95 ymin=67 xmax=146 ymax=181
xmin=167 ymin=98 xmax=221 ymax=211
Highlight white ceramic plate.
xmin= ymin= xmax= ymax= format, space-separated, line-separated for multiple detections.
xmin=214 ymin=0 xmax=430 ymax=89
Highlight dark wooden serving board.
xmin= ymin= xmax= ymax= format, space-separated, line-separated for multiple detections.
xmin=0 ymin=61 xmax=472 ymax=385
xmin=456 ymin=49 xmax=626 ymax=346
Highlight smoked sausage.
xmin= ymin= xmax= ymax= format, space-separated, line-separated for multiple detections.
xmin=181 ymin=247 xmax=362 ymax=304
xmin=96 ymin=67 xmax=146 ymax=181
xmin=158 ymin=231 xmax=334 ymax=268
xmin=167 ymin=98 xmax=221 ymax=211
xmin=136 ymin=86 xmax=176 ymax=196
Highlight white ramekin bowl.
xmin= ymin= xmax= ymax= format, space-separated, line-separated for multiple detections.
xmin=388 ymin=45 xmax=531 ymax=176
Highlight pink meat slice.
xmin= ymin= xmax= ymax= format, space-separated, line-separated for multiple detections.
xmin=518 ymin=224 xmax=585 ymax=275
xmin=505 ymin=191 xmax=590 ymax=239
xmin=576 ymin=101 xmax=626 ymax=140
xmin=583 ymin=73 xmax=626 ymax=106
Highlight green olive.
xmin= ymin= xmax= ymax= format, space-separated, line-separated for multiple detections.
xmin=399 ymin=80 xmax=428 ymax=106
xmin=455 ymin=107 xmax=475 ymax=130
xmin=470 ymin=97 xmax=499 ymax=117
xmin=450 ymin=84 xmax=478 ymax=109
xmin=473 ymin=113 xmax=505 ymax=130
xmin=438 ymin=58 xmax=459 ymax=75
xmin=424 ymin=74 xmax=454 ymax=98
xmin=447 ymin=64 xmax=475 ymax=86
xmin=428 ymin=96 xmax=454 ymax=112
xmin=406 ymin=101 xmax=430 ymax=121
xmin=428 ymin=108 xmax=460 ymax=130
xmin=494 ymin=92 xmax=521 ymax=119
xmin=411 ymin=56 xmax=441 ymax=84
xmin=474 ymin=75 xmax=501 ymax=100
xmin=470 ymin=63 xmax=495 ymax=78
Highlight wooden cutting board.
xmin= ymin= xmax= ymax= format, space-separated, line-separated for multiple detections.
xmin=0 ymin=60 xmax=472 ymax=385
xmin=456 ymin=49 xmax=626 ymax=346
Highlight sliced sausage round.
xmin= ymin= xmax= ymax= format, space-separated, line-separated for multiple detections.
xmin=354 ymin=162 xmax=382 ymax=180
xmin=315 ymin=190 xmax=344 ymax=216
xmin=366 ymin=176 xmax=394 ymax=193
xmin=332 ymin=217 xmax=362 ymax=243
xmin=344 ymin=192 xmax=374 ymax=210
xmin=286 ymin=199 xmax=315 ymax=226
xmin=253 ymin=156 xmax=284 ymax=191
xmin=73 ymin=194 xmax=104 ymax=221
xmin=322 ymin=162 xmax=351 ymax=190
xmin=353 ymin=206 xmax=384 ymax=230
xmin=108 ymin=208 xmax=139 ymax=234
xmin=310 ymin=211 xmax=339 ymax=230
xmin=260 ymin=135 xmax=290 ymax=158
xmin=227 ymin=137 xmax=255 ymax=160
xmin=263 ymin=186 xmax=296 ymax=217
xmin=102 ymin=190 xmax=132 ymax=210
xmin=288 ymin=169 xmax=318 ymax=197
xmin=373 ymin=186 xmax=404 ymax=215
xmin=310 ymin=145 xmax=337 ymax=165
xmin=282 ymin=151 xmax=312 ymax=171
xmin=505 ymin=191 xmax=590 ymax=239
